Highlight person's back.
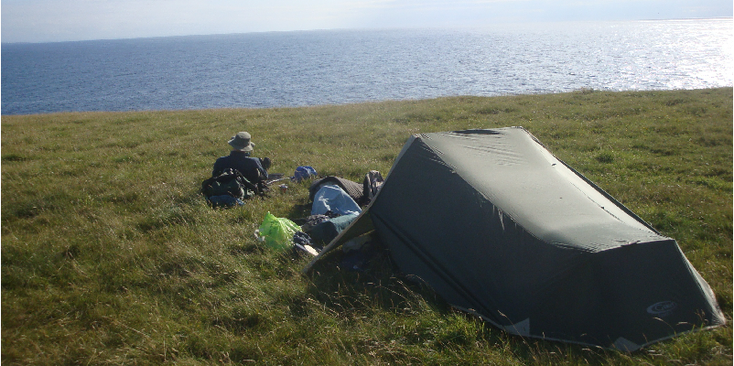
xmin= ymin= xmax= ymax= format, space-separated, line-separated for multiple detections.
xmin=212 ymin=131 xmax=269 ymax=185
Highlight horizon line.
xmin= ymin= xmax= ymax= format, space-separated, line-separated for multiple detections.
xmin=2 ymin=16 xmax=731 ymax=46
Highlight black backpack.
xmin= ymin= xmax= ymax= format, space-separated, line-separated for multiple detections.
xmin=201 ymin=168 xmax=258 ymax=205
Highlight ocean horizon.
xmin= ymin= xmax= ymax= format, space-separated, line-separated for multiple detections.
xmin=2 ymin=18 xmax=732 ymax=115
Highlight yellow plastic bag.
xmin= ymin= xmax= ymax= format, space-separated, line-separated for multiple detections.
xmin=257 ymin=212 xmax=300 ymax=250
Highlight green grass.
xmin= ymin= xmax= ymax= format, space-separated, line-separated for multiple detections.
xmin=2 ymin=88 xmax=732 ymax=365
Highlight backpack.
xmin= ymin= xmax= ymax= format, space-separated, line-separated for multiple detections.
xmin=201 ymin=168 xmax=258 ymax=207
xmin=362 ymin=170 xmax=384 ymax=205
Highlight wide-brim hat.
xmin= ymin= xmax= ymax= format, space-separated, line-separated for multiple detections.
xmin=228 ymin=131 xmax=255 ymax=152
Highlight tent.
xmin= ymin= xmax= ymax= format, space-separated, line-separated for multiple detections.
xmin=305 ymin=127 xmax=725 ymax=351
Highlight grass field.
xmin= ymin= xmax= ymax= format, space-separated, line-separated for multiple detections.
xmin=2 ymin=88 xmax=732 ymax=365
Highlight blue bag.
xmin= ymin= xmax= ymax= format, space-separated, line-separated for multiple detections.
xmin=292 ymin=166 xmax=317 ymax=182
xmin=311 ymin=184 xmax=361 ymax=216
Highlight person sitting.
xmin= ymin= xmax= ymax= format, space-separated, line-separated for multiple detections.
xmin=212 ymin=132 xmax=270 ymax=187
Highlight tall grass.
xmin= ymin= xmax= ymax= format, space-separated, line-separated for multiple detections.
xmin=2 ymin=88 xmax=732 ymax=365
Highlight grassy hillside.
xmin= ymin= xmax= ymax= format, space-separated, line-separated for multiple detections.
xmin=2 ymin=88 xmax=732 ymax=365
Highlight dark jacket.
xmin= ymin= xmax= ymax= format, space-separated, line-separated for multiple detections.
xmin=212 ymin=151 xmax=268 ymax=184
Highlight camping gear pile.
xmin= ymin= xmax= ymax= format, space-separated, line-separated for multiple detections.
xmin=255 ymin=169 xmax=385 ymax=259
xmin=201 ymin=160 xmax=384 ymax=257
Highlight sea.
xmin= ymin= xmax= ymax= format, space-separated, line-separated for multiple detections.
xmin=2 ymin=18 xmax=732 ymax=115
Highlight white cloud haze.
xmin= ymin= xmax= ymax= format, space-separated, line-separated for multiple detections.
xmin=2 ymin=0 xmax=732 ymax=43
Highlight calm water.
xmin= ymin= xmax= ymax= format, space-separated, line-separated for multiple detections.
xmin=2 ymin=19 xmax=732 ymax=115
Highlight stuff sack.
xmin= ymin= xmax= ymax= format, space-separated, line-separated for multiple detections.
xmin=311 ymin=184 xmax=362 ymax=216
xmin=308 ymin=213 xmax=360 ymax=244
xmin=201 ymin=168 xmax=258 ymax=207
xmin=257 ymin=212 xmax=301 ymax=250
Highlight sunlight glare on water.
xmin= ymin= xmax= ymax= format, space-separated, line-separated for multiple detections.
xmin=1 ymin=19 xmax=731 ymax=115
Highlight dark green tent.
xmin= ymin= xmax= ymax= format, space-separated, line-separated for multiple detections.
xmin=306 ymin=127 xmax=725 ymax=351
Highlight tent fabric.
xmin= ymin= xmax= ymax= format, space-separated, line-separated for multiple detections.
xmin=305 ymin=127 xmax=725 ymax=351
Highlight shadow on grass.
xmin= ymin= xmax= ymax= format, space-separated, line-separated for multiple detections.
xmin=305 ymin=241 xmax=451 ymax=317
xmin=307 ymin=242 xmax=625 ymax=364
xmin=302 ymin=238 xmax=624 ymax=364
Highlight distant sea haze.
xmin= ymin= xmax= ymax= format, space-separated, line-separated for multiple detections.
xmin=2 ymin=18 xmax=732 ymax=115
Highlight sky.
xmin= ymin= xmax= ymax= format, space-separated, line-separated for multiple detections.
xmin=2 ymin=0 xmax=732 ymax=43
